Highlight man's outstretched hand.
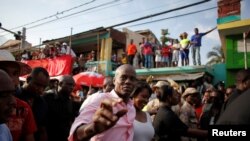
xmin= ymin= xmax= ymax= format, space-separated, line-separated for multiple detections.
xmin=91 ymin=98 xmax=128 ymax=134
xmin=75 ymin=98 xmax=127 ymax=141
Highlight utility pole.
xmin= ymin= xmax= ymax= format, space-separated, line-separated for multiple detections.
xmin=39 ymin=38 xmax=42 ymax=49
xmin=21 ymin=27 xmax=26 ymax=48
xmin=0 ymin=22 xmax=19 ymax=36
xmin=0 ymin=22 xmax=23 ymax=40
xmin=69 ymin=27 xmax=73 ymax=55
xmin=69 ymin=27 xmax=73 ymax=48
xmin=0 ymin=23 xmax=26 ymax=58
xmin=0 ymin=22 xmax=26 ymax=47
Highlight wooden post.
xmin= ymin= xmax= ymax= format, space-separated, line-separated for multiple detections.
xmin=243 ymin=32 xmax=248 ymax=69
xmin=69 ymin=27 xmax=73 ymax=53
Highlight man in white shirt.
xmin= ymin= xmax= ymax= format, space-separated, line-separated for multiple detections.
xmin=62 ymin=42 xmax=76 ymax=58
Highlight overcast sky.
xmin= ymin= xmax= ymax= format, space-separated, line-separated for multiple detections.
xmin=1 ymin=0 xmax=249 ymax=65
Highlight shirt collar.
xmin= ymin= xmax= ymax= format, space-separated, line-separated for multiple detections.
xmin=109 ymin=89 xmax=133 ymax=106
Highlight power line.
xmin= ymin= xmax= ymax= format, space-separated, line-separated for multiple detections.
xmin=29 ymin=0 xmax=212 ymax=34
xmin=26 ymin=0 xmax=181 ymax=33
xmin=30 ymin=6 xmax=217 ymax=36
xmin=27 ymin=0 xmax=121 ymax=29
xmin=42 ymin=0 xmax=212 ymax=42
xmin=1 ymin=0 xmax=212 ymax=41
xmin=70 ymin=0 xmax=184 ymax=28
xmin=1 ymin=0 xmax=96 ymax=32
xmin=106 ymin=0 xmax=212 ymax=28
xmin=0 ymin=0 xmax=122 ymax=34
xmin=53 ymin=0 xmax=134 ymax=22
xmin=0 ymin=0 xmax=122 ymax=37
xmin=126 ymin=7 xmax=217 ymax=28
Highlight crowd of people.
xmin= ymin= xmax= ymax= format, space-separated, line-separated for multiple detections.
xmin=18 ymin=27 xmax=217 ymax=75
xmin=19 ymin=42 xmax=97 ymax=73
xmin=113 ymin=27 xmax=217 ymax=68
xmin=20 ymin=42 xmax=76 ymax=60
xmin=0 ymin=48 xmax=250 ymax=141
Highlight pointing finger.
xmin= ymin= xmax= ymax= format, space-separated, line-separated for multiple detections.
xmin=115 ymin=109 xmax=127 ymax=118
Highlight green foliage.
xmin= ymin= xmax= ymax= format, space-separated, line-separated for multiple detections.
xmin=160 ymin=36 xmax=168 ymax=43
xmin=206 ymin=46 xmax=225 ymax=65
xmin=160 ymin=29 xmax=169 ymax=44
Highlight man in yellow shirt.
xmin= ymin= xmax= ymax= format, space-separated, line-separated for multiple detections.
xmin=180 ymin=32 xmax=190 ymax=66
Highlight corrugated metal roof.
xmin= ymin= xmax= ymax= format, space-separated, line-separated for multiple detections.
xmin=0 ymin=39 xmax=21 ymax=48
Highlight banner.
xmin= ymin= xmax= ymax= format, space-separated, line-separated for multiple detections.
xmin=22 ymin=55 xmax=73 ymax=77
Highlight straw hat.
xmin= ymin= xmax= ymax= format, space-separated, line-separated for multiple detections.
xmin=152 ymin=81 xmax=170 ymax=90
xmin=0 ymin=50 xmax=31 ymax=75
xmin=166 ymin=78 xmax=180 ymax=91
xmin=182 ymin=87 xmax=198 ymax=98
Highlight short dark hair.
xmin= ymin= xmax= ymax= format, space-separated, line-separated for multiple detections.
xmin=236 ymin=69 xmax=250 ymax=82
xmin=158 ymin=85 xmax=174 ymax=102
xmin=131 ymin=81 xmax=152 ymax=98
xmin=30 ymin=67 xmax=49 ymax=78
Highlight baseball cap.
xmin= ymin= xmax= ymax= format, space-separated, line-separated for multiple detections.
xmin=0 ymin=50 xmax=32 ymax=76
xmin=153 ymin=81 xmax=170 ymax=90
xmin=182 ymin=87 xmax=199 ymax=98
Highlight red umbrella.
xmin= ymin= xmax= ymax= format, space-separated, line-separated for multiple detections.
xmin=73 ymin=71 xmax=105 ymax=88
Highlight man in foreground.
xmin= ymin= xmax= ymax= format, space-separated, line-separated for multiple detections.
xmin=68 ymin=64 xmax=137 ymax=141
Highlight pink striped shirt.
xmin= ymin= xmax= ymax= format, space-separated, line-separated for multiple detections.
xmin=68 ymin=90 xmax=136 ymax=141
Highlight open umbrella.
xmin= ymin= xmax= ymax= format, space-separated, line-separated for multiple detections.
xmin=73 ymin=71 xmax=105 ymax=88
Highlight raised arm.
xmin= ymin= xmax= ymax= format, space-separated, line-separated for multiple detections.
xmin=204 ymin=27 xmax=217 ymax=35
xmin=73 ymin=99 xmax=127 ymax=141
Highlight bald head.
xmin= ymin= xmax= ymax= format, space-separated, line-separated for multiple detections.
xmin=113 ymin=64 xmax=136 ymax=103
xmin=58 ymin=75 xmax=75 ymax=95
xmin=115 ymin=64 xmax=136 ymax=78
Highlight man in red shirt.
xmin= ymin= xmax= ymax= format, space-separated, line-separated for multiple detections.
xmin=161 ymin=45 xmax=170 ymax=67
xmin=0 ymin=50 xmax=37 ymax=141
xmin=127 ymin=39 xmax=137 ymax=65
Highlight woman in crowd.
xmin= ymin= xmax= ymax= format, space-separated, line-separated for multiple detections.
xmin=153 ymin=85 xmax=207 ymax=141
xmin=132 ymin=81 xmax=155 ymax=141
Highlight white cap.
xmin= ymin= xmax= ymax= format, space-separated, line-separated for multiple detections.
xmin=0 ymin=50 xmax=32 ymax=75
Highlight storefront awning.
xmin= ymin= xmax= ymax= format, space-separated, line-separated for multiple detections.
xmin=137 ymin=72 xmax=205 ymax=81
